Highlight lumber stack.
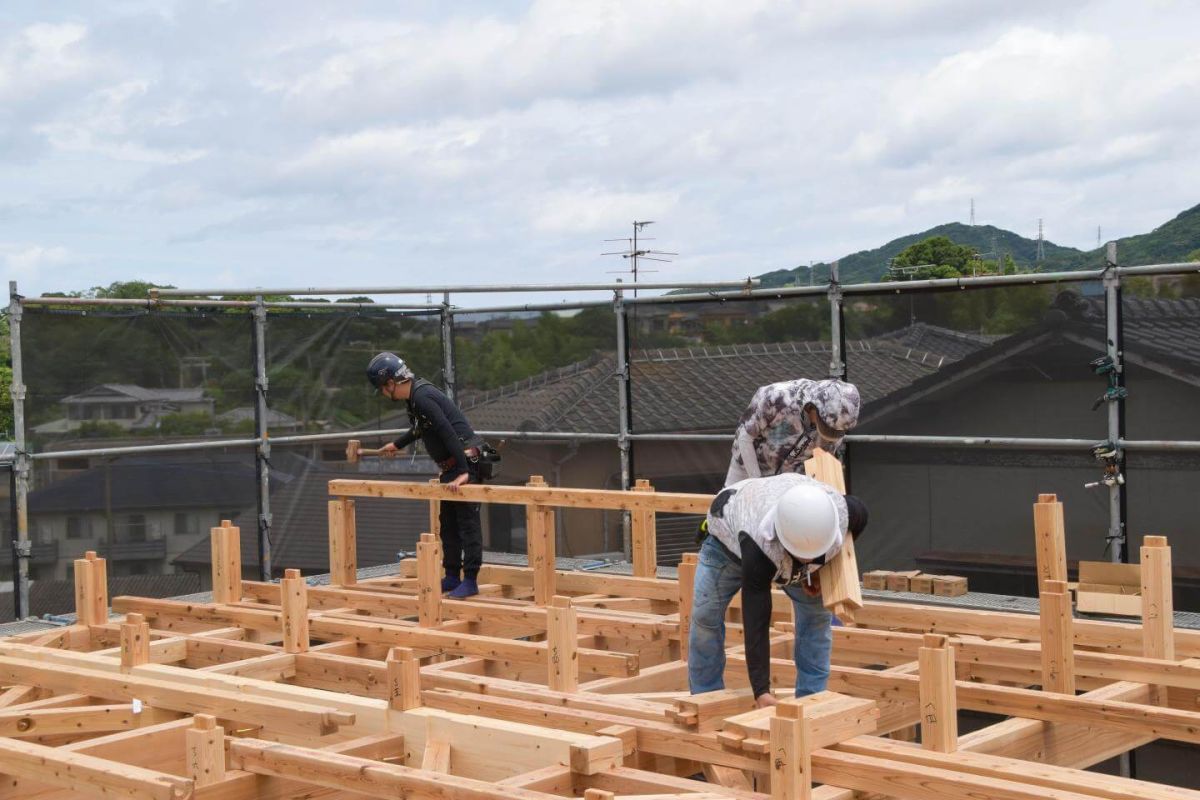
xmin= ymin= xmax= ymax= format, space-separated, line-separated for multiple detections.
xmin=0 ymin=476 xmax=1194 ymax=800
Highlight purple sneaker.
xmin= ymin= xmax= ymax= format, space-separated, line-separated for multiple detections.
xmin=447 ymin=578 xmax=479 ymax=599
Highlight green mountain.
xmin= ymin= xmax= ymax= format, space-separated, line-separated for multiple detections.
xmin=755 ymin=201 xmax=1200 ymax=288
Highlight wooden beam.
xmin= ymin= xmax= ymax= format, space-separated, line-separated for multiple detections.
xmin=417 ymin=533 xmax=442 ymax=627
xmin=185 ymin=714 xmax=226 ymax=787
xmin=677 ymin=552 xmax=698 ymax=660
xmin=547 ymin=596 xmax=578 ymax=692
xmin=280 ymin=569 xmax=310 ymax=654
xmin=230 ymin=737 xmax=564 ymax=800
xmin=770 ymin=700 xmax=811 ymax=800
xmin=329 ymin=478 xmax=713 ymax=514
xmin=1141 ymin=535 xmax=1174 ymax=662
xmin=0 ymin=735 xmax=191 ymax=800
xmin=0 ymin=654 xmax=352 ymax=738
xmin=1040 ymin=580 xmax=1075 ymax=695
xmin=328 ymin=499 xmax=358 ymax=587
xmin=210 ymin=521 xmax=243 ymax=604
xmin=1033 ymin=494 xmax=1068 ymax=587
xmin=632 ymin=479 xmax=658 ymax=578
xmin=854 ymin=600 xmax=1200 ymax=658
xmin=0 ymin=704 xmax=177 ymax=738
xmin=387 ymin=647 xmax=421 ymax=711
xmin=918 ymin=634 xmax=957 ymax=753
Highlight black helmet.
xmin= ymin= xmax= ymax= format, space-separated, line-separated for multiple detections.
xmin=366 ymin=352 xmax=414 ymax=389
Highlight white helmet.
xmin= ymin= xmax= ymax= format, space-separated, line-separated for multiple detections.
xmin=775 ymin=484 xmax=840 ymax=560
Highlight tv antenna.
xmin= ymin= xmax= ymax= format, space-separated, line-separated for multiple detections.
xmin=603 ymin=220 xmax=678 ymax=297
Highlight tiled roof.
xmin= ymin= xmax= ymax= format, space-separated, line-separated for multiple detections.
xmin=1117 ymin=295 xmax=1200 ymax=372
xmin=453 ymin=331 xmax=971 ymax=435
xmin=173 ymin=465 xmax=438 ymax=575
xmin=29 ymin=457 xmax=261 ymax=514
xmin=216 ymin=406 xmax=301 ymax=427
xmin=61 ymin=384 xmax=207 ymax=404
xmin=877 ymin=323 xmax=1002 ymax=361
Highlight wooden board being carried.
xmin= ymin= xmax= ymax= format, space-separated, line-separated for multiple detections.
xmin=805 ymin=449 xmax=864 ymax=623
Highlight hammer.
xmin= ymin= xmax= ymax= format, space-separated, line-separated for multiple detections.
xmin=346 ymin=439 xmax=388 ymax=464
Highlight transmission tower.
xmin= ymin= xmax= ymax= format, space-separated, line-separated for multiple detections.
xmin=1036 ymin=219 xmax=1045 ymax=261
xmin=1097 ymin=226 xmax=1102 ymax=248
xmin=970 ymin=198 xmax=975 ymax=226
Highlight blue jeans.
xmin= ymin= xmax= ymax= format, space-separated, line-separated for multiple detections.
xmin=687 ymin=536 xmax=832 ymax=697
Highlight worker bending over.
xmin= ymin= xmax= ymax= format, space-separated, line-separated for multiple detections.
xmin=725 ymin=378 xmax=861 ymax=486
xmin=688 ymin=473 xmax=869 ymax=707
xmin=367 ymin=352 xmax=487 ymax=599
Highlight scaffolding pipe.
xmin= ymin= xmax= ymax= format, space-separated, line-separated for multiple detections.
xmin=251 ymin=298 xmax=272 ymax=580
xmin=1104 ymin=245 xmax=1128 ymax=566
xmin=447 ymin=299 xmax=612 ymax=315
xmin=614 ymin=286 xmax=633 ymax=561
xmin=154 ymin=279 xmax=759 ymax=298
xmin=441 ymin=292 xmax=456 ymax=401
xmin=19 ymin=297 xmax=441 ymax=311
xmin=7 ymin=282 xmax=29 ymax=619
xmin=28 ymin=438 xmax=260 ymax=461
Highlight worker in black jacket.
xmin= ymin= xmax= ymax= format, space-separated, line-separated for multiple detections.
xmin=367 ymin=352 xmax=485 ymax=598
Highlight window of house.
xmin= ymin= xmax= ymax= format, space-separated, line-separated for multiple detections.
xmin=66 ymin=516 xmax=90 ymax=540
xmin=174 ymin=513 xmax=195 ymax=536
xmin=125 ymin=514 xmax=147 ymax=542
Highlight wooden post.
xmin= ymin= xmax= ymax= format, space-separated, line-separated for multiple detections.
xmin=805 ymin=451 xmax=862 ymax=623
xmin=186 ymin=714 xmax=226 ymax=787
xmin=1039 ymin=579 xmax=1075 ymax=694
xmin=281 ymin=569 xmax=309 ymax=654
xmin=769 ymin=700 xmax=812 ymax=800
xmin=1141 ymin=535 xmax=1174 ymax=661
xmin=73 ymin=556 xmax=95 ymax=626
xmin=88 ymin=551 xmax=108 ymax=624
xmin=1033 ymin=494 xmax=1068 ymax=588
xmin=417 ymin=533 xmax=442 ymax=627
xmin=526 ymin=476 xmax=556 ymax=605
xmin=918 ymin=633 xmax=958 ymax=753
xmin=631 ymin=479 xmax=657 ymax=578
xmin=583 ymin=791 xmax=615 ymax=800
xmin=73 ymin=551 xmax=107 ymax=626
xmin=386 ymin=647 xmax=422 ymax=711
xmin=328 ymin=499 xmax=358 ymax=587
xmin=119 ymin=613 xmax=150 ymax=672
xmin=210 ymin=521 xmax=242 ymax=604
xmin=547 ymin=595 xmax=579 ymax=693
xmin=677 ymin=553 xmax=698 ymax=660
xmin=428 ymin=478 xmax=441 ymax=539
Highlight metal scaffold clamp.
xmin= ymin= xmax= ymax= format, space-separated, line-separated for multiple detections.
xmin=1084 ymin=439 xmax=1124 ymax=490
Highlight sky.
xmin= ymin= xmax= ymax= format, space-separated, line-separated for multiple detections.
xmin=1 ymin=0 xmax=1198 ymax=307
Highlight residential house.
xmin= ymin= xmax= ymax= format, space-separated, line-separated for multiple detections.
xmin=31 ymin=384 xmax=214 ymax=435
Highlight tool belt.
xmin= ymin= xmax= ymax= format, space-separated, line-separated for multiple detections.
xmin=437 ymin=447 xmax=481 ymax=472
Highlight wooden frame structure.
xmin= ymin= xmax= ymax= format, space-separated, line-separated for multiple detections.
xmin=0 ymin=471 xmax=1197 ymax=799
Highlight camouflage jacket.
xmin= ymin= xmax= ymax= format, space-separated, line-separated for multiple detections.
xmin=725 ymin=378 xmax=860 ymax=486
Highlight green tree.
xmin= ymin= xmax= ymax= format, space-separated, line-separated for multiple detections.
xmin=886 ymin=236 xmax=980 ymax=280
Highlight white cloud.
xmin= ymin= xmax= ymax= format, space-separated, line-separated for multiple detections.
xmin=531 ymin=189 xmax=680 ymax=234
xmin=0 ymin=1 xmax=1196 ymax=298
xmin=1 ymin=243 xmax=71 ymax=278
